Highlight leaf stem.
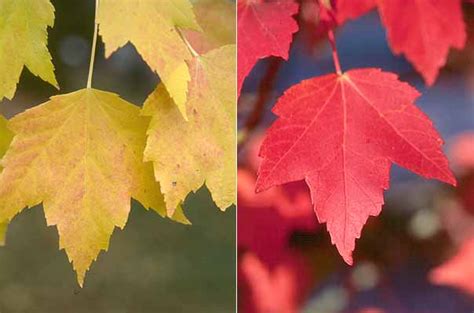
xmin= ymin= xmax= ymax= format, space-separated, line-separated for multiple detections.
xmin=177 ymin=28 xmax=199 ymax=58
xmin=87 ymin=0 xmax=99 ymax=88
xmin=328 ymin=29 xmax=342 ymax=75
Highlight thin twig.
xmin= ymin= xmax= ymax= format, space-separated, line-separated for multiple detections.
xmin=238 ymin=58 xmax=282 ymax=151
xmin=87 ymin=0 xmax=99 ymax=88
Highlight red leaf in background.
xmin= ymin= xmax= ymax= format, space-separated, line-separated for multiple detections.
xmin=238 ymin=168 xmax=317 ymax=266
xmin=450 ymin=132 xmax=474 ymax=213
xmin=297 ymin=0 xmax=376 ymax=52
xmin=377 ymin=0 xmax=466 ymax=86
xmin=430 ymin=238 xmax=474 ymax=295
xmin=238 ymin=0 xmax=299 ymax=96
xmin=312 ymin=0 xmax=377 ymax=25
xmin=256 ymin=68 xmax=456 ymax=264
xmin=450 ymin=132 xmax=474 ymax=171
xmin=239 ymin=252 xmax=312 ymax=313
xmin=333 ymin=0 xmax=377 ymax=24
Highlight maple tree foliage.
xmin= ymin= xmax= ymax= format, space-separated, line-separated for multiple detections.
xmin=429 ymin=132 xmax=474 ymax=296
xmin=0 ymin=89 xmax=190 ymax=285
xmin=376 ymin=0 xmax=466 ymax=86
xmin=430 ymin=238 xmax=474 ymax=295
xmin=97 ymin=0 xmax=201 ymax=118
xmin=143 ymin=45 xmax=236 ymax=213
xmin=239 ymin=0 xmax=468 ymax=91
xmin=238 ymin=0 xmax=463 ymax=269
xmin=0 ymin=0 xmax=58 ymax=100
xmin=238 ymin=0 xmax=472 ymax=310
xmin=0 ymin=0 xmax=235 ymax=287
xmin=237 ymin=0 xmax=299 ymax=95
xmin=238 ymin=168 xmax=316 ymax=266
xmin=238 ymin=135 xmax=318 ymax=312
xmin=239 ymin=252 xmax=313 ymax=313
xmin=184 ymin=0 xmax=236 ymax=55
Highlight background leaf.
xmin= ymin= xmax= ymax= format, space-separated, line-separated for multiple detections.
xmin=0 ymin=0 xmax=58 ymax=100
xmin=97 ymin=0 xmax=201 ymax=118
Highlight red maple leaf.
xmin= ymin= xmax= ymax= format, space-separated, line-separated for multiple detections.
xmin=430 ymin=238 xmax=474 ymax=295
xmin=334 ymin=0 xmax=376 ymax=24
xmin=239 ymin=252 xmax=312 ymax=313
xmin=297 ymin=0 xmax=376 ymax=51
xmin=317 ymin=0 xmax=376 ymax=25
xmin=450 ymin=132 xmax=474 ymax=213
xmin=256 ymin=68 xmax=456 ymax=264
xmin=450 ymin=132 xmax=474 ymax=171
xmin=377 ymin=0 xmax=466 ymax=86
xmin=238 ymin=0 xmax=299 ymax=96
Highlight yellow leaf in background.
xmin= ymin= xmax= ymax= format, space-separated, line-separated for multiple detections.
xmin=0 ymin=89 xmax=187 ymax=286
xmin=185 ymin=0 xmax=236 ymax=54
xmin=0 ymin=0 xmax=58 ymax=100
xmin=97 ymin=0 xmax=201 ymax=119
xmin=143 ymin=45 xmax=236 ymax=212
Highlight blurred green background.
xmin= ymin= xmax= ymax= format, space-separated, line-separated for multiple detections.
xmin=0 ymin=1 xmax=236 ymax=312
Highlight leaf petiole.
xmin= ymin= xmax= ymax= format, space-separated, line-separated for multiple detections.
xmin=177 ymin=28 xmax=199 ymax=58
xmin=86 ymin=0 xmax=99 ymax=88
xmin=328 ymin=29 xmax=342 ymax=75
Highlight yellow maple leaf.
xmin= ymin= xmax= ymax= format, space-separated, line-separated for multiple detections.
xmin=184 ymin=0 xmax=236 ymax=54
xmin=0 ymin=116 xmax=13 ymax=246
xmin=143 ymin=45 xmax=236 ymax=213
xmin=0 ymin=89 xmax=187 ymax=286
xmin=97 ymin=0 xmax=201 ymax=119
xmin=0 ymin=115 xmax=13 ymax=166
xmin=0 ymin=0 xmax=58 ymax=100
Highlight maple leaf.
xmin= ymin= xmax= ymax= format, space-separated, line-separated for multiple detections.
xmin=256 ymin=68 xmax=456 ymax=264
xmin=239 ymin=252 xmax=312 ymax=313
xmin=238 ymin=0 xmax=299 ymax=96
xmin=0 ymin=115 xmax=13 ymax=170
xmin=377 ymin=0 xmax=466 ymax=86
xmin=294 ymin=0 xmax=376 ymax=52
xmin=430 ymin=238 xmax=474 ymax=295
xmin=334 ymin=0 xmax=376 ymax=24
xmin=0 ymin=89 xmax=187 ymax=286
xmin=184 ymin=0 xmax=236 ymax=55
xmin=450 ymin=132 xmax=474 ymax=171
xmin=238 ymin=135 xmax=317 ymax=266
xmin=97 ymin=0 xmax=201 ymax=118
xmin=450 ymin=132 xmax=474 ymax=212
xmin=0 ymin=0 xmax=58 ymax=100
xmin=143 ymin=45 xmax=236 ymax=212
xmin=0 ymin=116 xmax=13 ymax=246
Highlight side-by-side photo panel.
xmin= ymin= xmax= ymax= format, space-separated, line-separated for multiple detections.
xmin=237 ymin=0 xmax=474 ymax=312
xmin=0 ymin=0 xmax=236 ymax=312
